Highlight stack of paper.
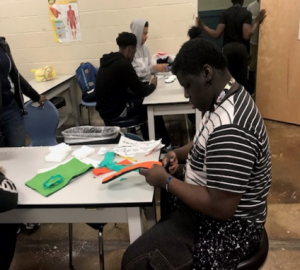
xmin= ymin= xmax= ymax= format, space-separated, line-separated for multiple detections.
xmin=113 ymin=136 xmax=164 ymax=157
xmin=45 ymin=143 xmax=72 ymax=162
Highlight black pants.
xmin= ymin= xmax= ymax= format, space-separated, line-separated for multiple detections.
xmin=122 ymin=205 xmax=198 ymax=270
xmin=113 ymin=100 xmax=171 ymax=146
xmin=0 ymin=224 xmax=18 ymax=270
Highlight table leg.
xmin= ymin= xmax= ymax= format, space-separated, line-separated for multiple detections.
xmin=147 ymin=106 xmax=155 ymax=140
xmin=127 ymin=207 xmax=143 ymax=244
xmin=143 ymin=204 xmax=157 ymax=230
xmin=69 ymin=78 xmax=81 ymax=126
xmin=68 ymin=223 xmax=73 ymax=268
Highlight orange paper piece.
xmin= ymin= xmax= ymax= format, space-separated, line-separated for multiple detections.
xmin=92 ymin=168 xmax=113 ymax=176
xmin=102 ymin=161 xmax=162 ymax=184
xmin=117 ymin=159 xmax=133 ymax=165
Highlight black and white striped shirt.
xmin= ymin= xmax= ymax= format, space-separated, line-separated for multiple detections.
xmin=185 ymin=87 xmax=272 ymax=223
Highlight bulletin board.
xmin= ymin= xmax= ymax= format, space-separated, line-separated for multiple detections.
xmin=256 ymin=0 xmax=300 ymax=125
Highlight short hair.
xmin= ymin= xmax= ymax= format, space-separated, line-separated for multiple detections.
xmin=144 ymin=21 xmax=149 ymax=27
xmin=187 ymin=26 xmax=202 ymax=40
xmin=231 ymin=0 xmax=243 ymax=4
xmin=116 ymin=32 xmax=137 ymax=48
xmin=172 ymin=39 xmax=227 ymax=76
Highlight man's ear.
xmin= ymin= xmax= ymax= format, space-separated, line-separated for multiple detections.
xmin=203 ymin=64 xmax=213 ymax=79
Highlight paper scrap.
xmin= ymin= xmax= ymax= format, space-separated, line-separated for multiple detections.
xmin=72 ymin=146 xmax=95 ymax=159
xmin=116 ymin=136 xmax=164 ymax=157
xmin=45 ymin=152 xmax=69 ymax=163
xmin=49 ymin=142 xmax=71 ymax=153
xmin=97 ymin=147 xmax=108 ymax=156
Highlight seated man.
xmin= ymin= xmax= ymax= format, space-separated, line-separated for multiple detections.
xmin=95 ymin=32 xmax=157 ymax=139
xmin=121 ymin=39 xmax=272 ymax=269
xmin=96 ymin=32 xmax=174 ymax=151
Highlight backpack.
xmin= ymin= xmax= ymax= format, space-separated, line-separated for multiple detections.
xmin=75 ymin=62 xmax=97 ymax=94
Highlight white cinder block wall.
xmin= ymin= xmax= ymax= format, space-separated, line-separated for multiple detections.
xmin=0 ymin=0 xmax=197 ymax=125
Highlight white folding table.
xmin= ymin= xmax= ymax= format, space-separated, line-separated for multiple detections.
xmin=24 ymin=75 xmax=80 ymax=126
xmin=143 ymin=77 xmax=201 ymax=140
xmin=0 ymin=145 xmax=159 ymax=244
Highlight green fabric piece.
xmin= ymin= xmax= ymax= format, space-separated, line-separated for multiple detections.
xmin=120 ymin=178 xmax=127 ymax=182
xmin=26 ymin=158 xmax=93 ymax=197
xmin=99 ymin=151 xmax=127 ymax=172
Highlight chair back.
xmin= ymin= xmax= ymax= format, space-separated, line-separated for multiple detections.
xmin=24 ymin=100 xmax=59 ymax=146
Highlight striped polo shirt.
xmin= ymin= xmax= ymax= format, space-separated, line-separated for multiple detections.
xmin=185 ymin=86 xmax=272 ymax=223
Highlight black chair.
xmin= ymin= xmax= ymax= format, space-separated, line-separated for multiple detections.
xmin=104 ymin=114 xmax=147 ymax=136
xmin=237 ymin=228 xmax=269 ymax=270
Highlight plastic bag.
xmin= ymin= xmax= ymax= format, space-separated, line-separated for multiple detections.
xmin=62 ymin=126 xmax=120 ymax=144
xmin=31 ymin=65 xmax=56 ymax=82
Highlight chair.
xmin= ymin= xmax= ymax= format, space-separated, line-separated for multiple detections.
xmin=68 ymin=132 xmax=145 ymax=270
xmin=104 ymin=113 xmax=147 ymax=136
xmin=79 ymin=100 xmax=96 ymax=125
xmin=237 ymin=228 xmax=269 ymax=270
xmin=24 ymin=100 xmax=59 ymax=146
xmin=50 ymin=96 xmax=66 ymax=110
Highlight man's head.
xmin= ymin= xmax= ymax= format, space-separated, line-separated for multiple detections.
xmin=172 ymin=39 xmax=227 ymax=111
xmin=116 ymin=32 xmax=137 ymax=62
xmin=231 ymin=0 xmax=244 ymax=5
xmin=68 ymin=5 xmax=71 ymax=9
xmin=187 ymin=26 xmax=202 ymax=40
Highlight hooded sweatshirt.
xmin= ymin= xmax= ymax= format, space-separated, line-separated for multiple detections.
xmin=95 ymin=52 xmax=155 ymax=120
xmin=130 ymin=19 xmax=155 ymax=81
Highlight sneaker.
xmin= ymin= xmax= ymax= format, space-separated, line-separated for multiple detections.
xmin=24 ymin=223 xmax=41 ymax=235
xmin=161 ymin=143 xmax=180 ymax=154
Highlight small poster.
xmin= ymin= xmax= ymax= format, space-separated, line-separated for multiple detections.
xmin=48 ymin=0 xmax=82 ymax=43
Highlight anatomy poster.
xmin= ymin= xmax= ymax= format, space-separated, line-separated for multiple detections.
xmin=48 ymin=0 xmax=82 ymax=43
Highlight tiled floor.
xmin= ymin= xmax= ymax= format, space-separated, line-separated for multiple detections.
xmin=9 ymin=118 xmax=300 ymax=270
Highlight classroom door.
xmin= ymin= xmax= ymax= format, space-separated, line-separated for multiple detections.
xmin=256 ymin=0 xmax=300 ymax=125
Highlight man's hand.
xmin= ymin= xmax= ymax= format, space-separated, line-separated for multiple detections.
xmin=38 ymin=95 xmax=47 ymax=106
xmin=196 ymin=16 xmax=204 ymax=28
xmin=139 ymin=164 xmax=169 ymax=188
xmin=162 ymin=151 xmax=179 ymax=175
xmin=153 ymin=64 xmax=169 ymax=73
xmin=150 ymin=76 xmax=158 ymax=87
xmin=256 ymin=9 xmax=267 ymax=24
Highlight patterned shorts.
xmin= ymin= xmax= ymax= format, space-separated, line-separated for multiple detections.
xmin=161 ymin=191 xmax=264 ymax=270
xmin=193 ymin=214 xmax=264 ymax=270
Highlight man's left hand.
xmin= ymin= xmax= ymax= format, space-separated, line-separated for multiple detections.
xmin=38 ymin=95 xmax=47 ymax=106
xmin=139 ymin=164 xmax=169 ymax=188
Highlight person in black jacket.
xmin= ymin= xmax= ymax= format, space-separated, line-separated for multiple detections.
xmin=196 ymin=0 xmax=266 ymax=49
xmin=0 ymin=167 xmax=18 ymax=270
xmin=95 ymin=32 xmax=172 ymax=147
xmin=0 ymin=37 xmax=46 ymax=148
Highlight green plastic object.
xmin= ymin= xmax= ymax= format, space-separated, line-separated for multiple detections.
xmin=26 ymin=158 xmax=93 ymax=197
xmin=99 ymin=151 xmax=127 ymax=172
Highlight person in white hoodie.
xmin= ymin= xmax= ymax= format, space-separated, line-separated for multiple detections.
xmin=130 ymin=19 xmax=178 ymax=152
xmin=130 ymin=19 xmax=169 ymax=81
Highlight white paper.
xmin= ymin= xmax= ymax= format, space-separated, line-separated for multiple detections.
xmin=49 ymin=142 xmax=72 ymax=153
xmin=45 ymin=152 xmax=69 ymax=163
xmin=97 ymin=147 xmax=108 ymax=156
xmin=72 ymin=146 xmax=95 ymax=159
xmin=115 ymin=136 xmax=164 ymax=157
xmin=80 ymin=157 xmax=99 ymax=168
